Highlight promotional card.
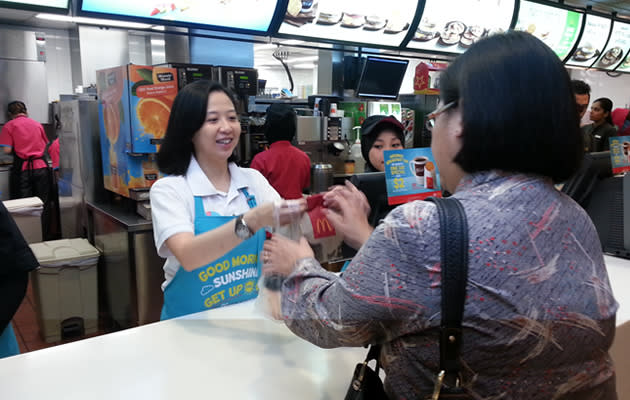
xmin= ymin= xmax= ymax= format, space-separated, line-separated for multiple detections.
xmin=609 ymin=136 xmax=630 ymax=174
xmin=383 ymin=148 xmax=442 ymax=205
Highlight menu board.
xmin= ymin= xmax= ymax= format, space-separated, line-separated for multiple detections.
xmin=515 ymin=1 xmax=582 ymax=60
xmin=592 ymin=21 xmax=630 ymax=71
xmin=80 ymin=0 xmax=280 ymax=32
xmin=277 ymin=0 xmax=419 ymax=48
xmin=1 ymin=0 xmax=68 ymax=8
xmin=566 ymin=14 xmax=611 ymax=67
xmin=405 ymin=0 xmax=515 ymax=54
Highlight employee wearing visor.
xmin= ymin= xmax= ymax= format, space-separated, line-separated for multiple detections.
xmin=150 ymin=80 xmax=304 ymax=320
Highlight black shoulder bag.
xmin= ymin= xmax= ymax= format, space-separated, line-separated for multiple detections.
xmin=344 ymin=197 xmax=472 ymax=400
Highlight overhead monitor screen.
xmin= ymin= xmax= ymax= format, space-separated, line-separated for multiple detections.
xmin=405 ymin=0 xmax=515 ymax=54
xmin=515 ymin=1 xmax=583 ymax=60
xmin=79 ymin=0 xmax=280 ymax=32
xmin=566 ymin=14 xmax=612 ymax=67
xmin=277 ymin=0 xmax=419 ymax=48
xmin=355 ymin=56 xmax=409 ymax=99
xmin=592 ymin=20 xmax=630 ymax=71
xmin=0 ymin=0 xmax=68 ymax=9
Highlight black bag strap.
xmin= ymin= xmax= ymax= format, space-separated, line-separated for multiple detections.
xmin=426 ymin=196 xmax=469 ymax=381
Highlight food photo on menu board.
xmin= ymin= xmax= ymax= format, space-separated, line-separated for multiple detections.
xmin=80 ymin=0 xmax=280 ymax=32
xmin=609 ymin=136 xmax=630 ymax=174
xmin=383 ymin=148 xmax=441 ymax=205
xmin=515 ymin=1 xmax=582 ymax=60
xmin=592 ymin=21 xmax=630 ymax=70
xmin=405 ymin=0 xmax=515 ymax=54
xmin=566 ymin=14 xmax=611 ymax=67
xmin=279 ymin=0 xmax=419 ymax=48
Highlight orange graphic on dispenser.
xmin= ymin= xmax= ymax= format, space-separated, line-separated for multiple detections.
xmin=136 ymin=97 xmax=171 ymax=139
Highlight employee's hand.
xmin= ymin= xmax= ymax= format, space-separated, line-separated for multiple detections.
xmin=263 ymin=236 xmax=313 ymax=277
xmin=245 ymin=199 xmax=306 ymax=231
xmin=323 ymin=183 xmax=373 ymax=250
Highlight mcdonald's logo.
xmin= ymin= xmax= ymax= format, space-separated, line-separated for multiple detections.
xmin=314 ymin=217 xmax=335 ymax=238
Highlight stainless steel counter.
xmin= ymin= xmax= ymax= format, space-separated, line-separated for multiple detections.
xmin=86 ymin=200 xmax=163 ymax=330
xmin=0 ymin=164 xmax=10 ymax=201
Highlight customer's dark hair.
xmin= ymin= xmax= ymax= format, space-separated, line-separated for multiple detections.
xmin=593 ymin=97 xmax=613 ymax=125
xmin=439 ymin=31 xmax=583 ymax=183
xmin=7 ymin=101 xmax=27 ymax=116
xmin=157 ymin=80 xmax=239 ymax=176
xmin=571 ymin=80 xmax=591 ymax=97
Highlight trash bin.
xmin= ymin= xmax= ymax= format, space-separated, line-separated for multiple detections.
xmin=3 ymin=197 xmax=43 ymax=243
xmin=29 ymin=238 xmax=100 ymax=343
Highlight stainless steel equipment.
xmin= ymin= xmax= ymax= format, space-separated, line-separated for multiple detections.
xmin=57 ymin=98 xmax=109 ymax=238
xmin=296 ymin=116 xmax=322 ymax=142
xmin=311 ymin=163 xmax=334 ymax=193
xmin=0 ymin=28 xmax=49 ymax=124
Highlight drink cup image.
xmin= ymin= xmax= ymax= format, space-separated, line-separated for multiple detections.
xmin=623 ymin=142 xmax=630 ymax=163
xmin=409 ymin=156 xmax=429 ymax=186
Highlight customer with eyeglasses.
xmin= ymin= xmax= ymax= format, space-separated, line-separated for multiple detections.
xmin=261 ymin=31 xmax=617 ymax=399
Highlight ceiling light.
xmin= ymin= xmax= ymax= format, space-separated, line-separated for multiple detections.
xmin=255 ymin=44 xmax=278 ymax=51
xmin=36 ymin=14 xmax=153 ymax=29
xmin=287 ymin=56 xmax=318 ymax=64
xmin=280 ymin=39 xmax=305 ymax=46
xmin=293 ymin=63 xmax=316 ymax=69
xmin=151 ymin=26 xmax=166 ymax=31
xmin=151 ymin=39 xmax=165 ymax=46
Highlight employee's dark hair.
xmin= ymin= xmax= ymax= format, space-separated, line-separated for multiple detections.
xmin=7 ymin=101 xmax=27 ymax=116
xmin=439 ymin=31 xmax=582 ymax=183
xmin=593 ymin=97 xmax=614 ymax=125
xmin=571 ymin=79 xmax=591 ymax=98
xmin=360 ymin=115 xmax=405 ymax=172
xmin=157 ymin=80 xmax=238 ymax=176
xmin=264 ymin=103 xmax=296 ymax=143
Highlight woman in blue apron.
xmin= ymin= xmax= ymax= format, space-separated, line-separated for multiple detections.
xmin=0 ymin=201 xmax=39 ymax=358
xmin=150 ymin=80 xmax=305 ymax=320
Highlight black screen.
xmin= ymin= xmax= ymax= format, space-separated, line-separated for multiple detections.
xmin=355 ymin=56 xmax=409 ymax=100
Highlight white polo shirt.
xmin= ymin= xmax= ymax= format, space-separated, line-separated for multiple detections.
xmin=150 ymin=156 xmax=280 ymax=290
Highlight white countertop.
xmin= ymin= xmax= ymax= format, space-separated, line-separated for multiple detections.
xmin=0 ymin=257 xmax=628 ymax=400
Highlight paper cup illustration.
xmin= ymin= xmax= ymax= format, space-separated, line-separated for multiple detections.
xmin=623 ymin=142 xmax=630 ymax=163
xmin=409 ymin=156 xmax=428 ymax=185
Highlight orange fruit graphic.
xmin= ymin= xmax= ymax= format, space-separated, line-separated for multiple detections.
xmin=136 ymin=97 xmax=171 ymax=138
xmin=103 ymin=102 xmax=121 ymax=144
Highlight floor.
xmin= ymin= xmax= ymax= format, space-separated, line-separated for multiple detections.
xmin=12 ymin=280 xmax=108 ymax=354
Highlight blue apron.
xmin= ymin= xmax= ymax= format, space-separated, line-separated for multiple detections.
xmin=0 ymin=323 xmax=20 ymax=359
xmin=161 ymin=189 xmax=265 ymax=320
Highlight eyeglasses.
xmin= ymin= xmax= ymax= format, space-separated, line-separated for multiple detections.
xmin=425 ymin=101 xmax=457 ymax=132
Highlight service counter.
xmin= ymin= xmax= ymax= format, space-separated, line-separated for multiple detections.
xmin=86 ymin=200 xmax=163 ymax=330
xmin=0 ymin=255 xmax=628 ymax=399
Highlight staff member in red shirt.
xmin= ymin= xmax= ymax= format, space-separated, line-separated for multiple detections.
xmin=250 ymin=103 xmax=311 ymax=199
xmin=0 ymin=101 xmax=51 ymax=201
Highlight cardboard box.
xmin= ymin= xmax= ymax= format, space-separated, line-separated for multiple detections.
xmin=29 ymin=239 xmax=100 ymax=343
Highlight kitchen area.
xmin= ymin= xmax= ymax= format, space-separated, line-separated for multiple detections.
xmin=1 ymin=0 xmax=630 ymax=397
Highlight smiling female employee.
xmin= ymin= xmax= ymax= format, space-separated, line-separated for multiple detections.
xmin=150 ymin=80 xmax=304 ymax=320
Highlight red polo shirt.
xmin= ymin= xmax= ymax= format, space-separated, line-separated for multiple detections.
xmin=0 ymin=115 xmax=49 ymax=171
xmin=250 ymin=140 xmax=311 ymax=199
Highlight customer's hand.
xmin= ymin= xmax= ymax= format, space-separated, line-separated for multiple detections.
xmin=323 ymin=182 xmax=373 ymax=250
xmin=263 ymin=236 xmax=313 ymax=277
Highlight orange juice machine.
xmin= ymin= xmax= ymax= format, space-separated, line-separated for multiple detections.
xmin=95 ymin=64 xmax=178 ymax=205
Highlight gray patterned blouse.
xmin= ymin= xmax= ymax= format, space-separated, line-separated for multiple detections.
xmin=281 ymin=171 xmax=619 ymax=400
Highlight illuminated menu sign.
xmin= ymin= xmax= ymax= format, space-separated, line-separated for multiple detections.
xmin=566 ymin=14 xmax=612 ymax=67
xmin=515 ymin=1 xmax=582 ymax=60
xmin=405 ymin=0 xmax=515 ymax=54
xmin=592 ymin=21 xmax=630 ymax=71
xmin=1 ymin=0 xmax=68 ymax=8
xmin=278 ymin=0 xmax=419 ymax=48
xmin=80 ymin=0 xmax=280 ymax=32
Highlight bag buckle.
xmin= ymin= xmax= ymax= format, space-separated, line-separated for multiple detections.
xmin=352 ymin=362 xmax=368 ymax=390
xmin=431 ymin=370 xmax=445 ymax=400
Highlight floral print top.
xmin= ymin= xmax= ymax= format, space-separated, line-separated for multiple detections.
xmin=281 ymin=171 xmax=618 ymax=400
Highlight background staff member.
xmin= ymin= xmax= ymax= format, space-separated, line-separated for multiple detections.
xmin=150 ymin=80 xmax=303 ymax=320
xmin=0 ymin=101 xmax=55 ymax=240
xmin=250 ymin=103 xmax=311 ymax=200
xmin=571 ymin=79 xmax=591 ymax=122
xmin=582 ymin=97 xmax=616 ymax=152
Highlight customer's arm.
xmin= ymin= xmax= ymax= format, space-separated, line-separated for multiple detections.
xmin=269 ymin=202 xmax=440 ymax=348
